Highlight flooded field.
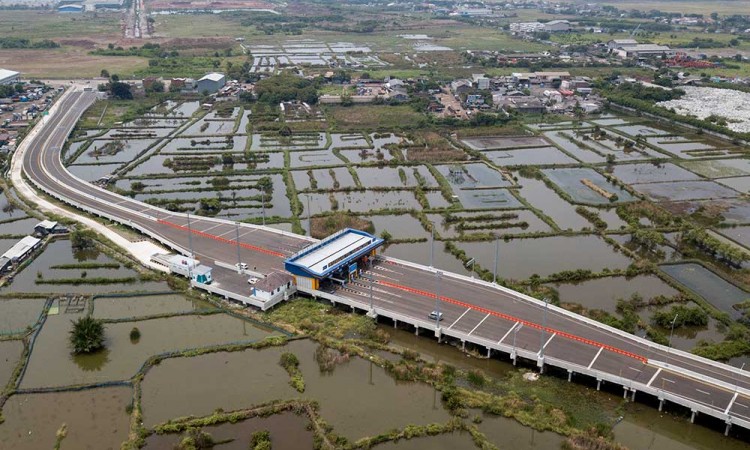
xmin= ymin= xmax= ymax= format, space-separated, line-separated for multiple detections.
xmin=660 ymin=263 xmax=747 ymax=319
xmin=0 ymin=340 xmax=24 ymax=387
xmin=368 ymin=213 xmax=430 ymax=239
xmin=1 ymin=240 xmax=170 ymax=295
xmin=543 ymin=168 xmax=634 ymax=205
xmin=483 ymin=146 xmax=578 ymax=166
xmin=143 ymin=411 xmax=314 ymax=450
xmin=21 ymin=313 xmax=275 ymax=388
xmin=612 ymin=162 xmax=702 ymax=185
xmin=0 ymin=386 xmax=132 ymax=450
xmin=633 ymin=180 xmax=739 ymax=202
xmin=92 ymin=293 xmax=213 ymax=319
xmin=513 ymin=175 xmax=591 ymax=230
xmin=141 ymin=339 xmax=450 ymax=439
xmin=380 ymin=241 xmax=471 ymax=275
xmin=302 ymin=191 xmax=421 ymax=215
xmin=553 ymin=275 xmax=678 ymax=313
xmin=0 ymin=298 xmax=46 ymax=332
xmin=455 ymin=235 xmax=631 ymax=281
xmin=461 ymin=135 xmax=549 ymax=151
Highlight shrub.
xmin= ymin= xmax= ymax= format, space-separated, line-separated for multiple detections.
xmin=69 ymin=316 xmax=106 ymax=354
xmin=129 ymin=327 xmax=141 ymax=342
xmin=250 ymin=430 xmax=272 ymax=450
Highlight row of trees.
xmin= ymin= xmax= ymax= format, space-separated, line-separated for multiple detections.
xmin=681 ymin=226 xmax=750 ymax=267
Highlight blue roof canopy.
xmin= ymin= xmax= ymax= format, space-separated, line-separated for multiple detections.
xmin=285 ymin=228 xmax=383 ymax=279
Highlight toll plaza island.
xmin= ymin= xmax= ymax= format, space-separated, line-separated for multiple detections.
xmin=284 ymin=228 xmax=384 ymax=291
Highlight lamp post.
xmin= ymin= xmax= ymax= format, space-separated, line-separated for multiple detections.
xmin=539 ymin=297 xmax=549 ymax=361
xmin=261 ymin=191 xmax=266 ymax=227
xmin=666 ymin=313 xmax=679 ymax=367
xmin=493 ymin=235 xmax=499 ymax=284
xmin=235 ymin=222 xmax=242 ymax=273
xmin=434 ymin=270 xmax=442 ymax=328
xmin=429 ymin=221 xmax=435 ymax=268
xmin=735 ymin=363 xmax=746 ymax=394
xmin=306 ymin=194 xmax=311 ymax=237
xmin=186 ymin=212 xmax=194 ymax=259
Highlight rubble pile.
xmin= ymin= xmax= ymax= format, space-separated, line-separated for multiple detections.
xmin=658 ymin=87 xmax=750 ymax=133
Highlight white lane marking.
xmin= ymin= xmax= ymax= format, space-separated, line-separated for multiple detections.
xmin=216 ymin=229 xmax=235 ymax=238
xmin=448 ymin=308 xmax=471 ymax=330
xmin=662 ymin=378 xmax=675 ymax=384
xmin=696 ymin=388 xmax=711 ymax=396
xmin=542 ymin=333 xmax=556 ymax=350
xmin=588 ymin=347 xmax=604 ymax=370
xmin=201 ymin=223 xmax=224 ymax=233
xmin=734 ymin=402 xmax=748 ymax=409
xmin=498 ymin=322 xmax=520 ymax=344
xmin=725 ymin=392 xmax=738 ymax=415
xmin=468 ymin=314 xmax=491 ymax=336
xmin=646 ymin=368 xmax=662 ymax=387
xmin=628 ymin=366 xmax=642 ymax=373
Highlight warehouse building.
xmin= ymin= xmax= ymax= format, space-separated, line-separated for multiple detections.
xmin=2 ymin=236 xmax=41 ymax=263
xmin=58 ymin=4 xmax=84 ymax=12
xmin=0 ymin=69 xmax=20 ymax=86
xmin=197 ymin=73 xmax=226 ymax=94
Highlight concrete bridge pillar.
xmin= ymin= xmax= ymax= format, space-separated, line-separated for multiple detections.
xmin=461 ymin=341 xmax=465 ymax=351
xmin=350 ymin=305 xmax=355 ymax=312
xmin=511 ymin=351 xmax=517 ymax=366
xmin=415 ymin=326 xmax=419 ymax=336
xmin=690 ymin=410 xmax=697 ymax=423
xmin=394 ymin=319 xmax=398 ymax=329
xmin=631 ymin=390 xmax=636 ymax=402
xmin=567 ymin=370 xmax=573 ymax=382
xmin=658 ymin=399 xmax=664 ymax=412
xmin=725 ymin=422 xmax=732 ymax=436
xmin=487 ymin=348 xmax=491 ymax=358
xmin=596 ymin=379 xmax=602 ymax=391
xmin=623 ymin=387 xmax=628 ymax=400
xmin=435 ymin=328 xmax=442 ymax=343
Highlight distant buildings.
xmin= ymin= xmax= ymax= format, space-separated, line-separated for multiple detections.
xmin=510 ymin=19 xmax=571 ymax=33
xmin=607 ymin=39 xmax=674 ymax=59
xmin=196 ymin=73 xmax=226 ymax=94
xmin=58 ymin=4 xmax=84 ymax=12
xmin=0 ymin=69 xmax=20 ymax=86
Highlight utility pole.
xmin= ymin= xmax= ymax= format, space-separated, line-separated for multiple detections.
xmin=540 ymin=297 xmax=549 ymax=361
xmin=235 ymin=222 xmax=242 ymax=273
xmin=493 ymin=235 xmax=499 ymax=284
xmin=735 ymin=363 xmax=746 ymax=394
xmin=666 ymin=313 xmax=679 ymax=367
xmin=434 ymin=270 xmax=442 ymax=328
xmin=306 ymin=194 xmax=311 ymax=237
xmin=186 ymin=212 xmax=194 ymax=259
xmin=429 ymin=221 xmax=435 ymax=268
xmin=261 ymin=191 xmax=266 ymax=227
xmin=367 ymin=272 xmax=374 ymax=312
xmin=512 ymin=324 xmax=519 ymax=365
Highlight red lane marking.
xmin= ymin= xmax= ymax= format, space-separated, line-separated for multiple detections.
xmin=158 ymin=219 xmax=285 ymax=258
xmin=377 ymin=279 xmax=647 ymax=363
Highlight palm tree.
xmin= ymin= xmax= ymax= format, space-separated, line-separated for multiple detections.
xmin=69 ymin=316 xmax=106 ymax=354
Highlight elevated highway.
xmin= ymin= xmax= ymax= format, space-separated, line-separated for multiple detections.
xmin=15 ymin=87 xmax=750 ymax=436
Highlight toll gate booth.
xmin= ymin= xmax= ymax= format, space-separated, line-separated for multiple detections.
xmin=284 ymin=228 xmax=384 ymax=290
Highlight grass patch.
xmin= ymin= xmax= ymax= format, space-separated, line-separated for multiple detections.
xmin=326 ymin=105 xmax=427 ymax=131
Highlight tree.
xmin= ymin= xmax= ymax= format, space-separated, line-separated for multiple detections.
xmin=70 ymin=229 xmax=96 ymax=250
xmin=148 ymin=80 xmax=164 ymax=93
xmin=69 ymin=316 xmax=106 ymax=354
xmin=100 ymin=69 xmax=110 ymax=78
xmin=110 ymin=82 xmax=133 ymax=100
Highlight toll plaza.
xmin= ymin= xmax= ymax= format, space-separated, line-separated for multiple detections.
xmin=284 ymin=228 xmax=384 ymax=290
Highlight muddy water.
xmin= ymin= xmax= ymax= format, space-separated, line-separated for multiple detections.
xmin=375 ymin=431 xmax=477 ymax=449
xmin=0 ymin=386 xmax=131 ymax=450
xmin=454 ymin=235 xmax=632 ymax=281
xmin=0 ymin=339 xmax=23 ymax=387
xmin=2 ymin=240 xmax=170 ymax=295
xmin=92 ymin=294 xmax=214 ymax=319
xmin=141 ymin=340 xmax=450 ymax=440
xmin=21 ymin=313 xmax=274 ymax=389
xmin=615 ymin=404 xmax=750 ymax=450
xmin=478 ymin=414 xmax=564 ymax=449
xmin=378 ymin=241 xmax=470 ymax=275
xmin=660 ymin=263 xmax=747 ymax=319
xmin=143 ymin=411 xmax=313 ymax=449
xmin=552 ymin=275 xmax=678 ymax=314
xmin=657 ymin=317 xmax=725 ymax=353
xmin=383 ymin=326 xmax=512 ymax=379
xmin=514 ymin=175 xmax=591 ymax=230
xmin=0 ymin=298 xmax=46 ymax=332
xmin=369 ymin=214 xmax=430 ymax=240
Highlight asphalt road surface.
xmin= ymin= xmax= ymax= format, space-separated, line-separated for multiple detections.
xmin=20 ymin=89 xmax=750 ymax=430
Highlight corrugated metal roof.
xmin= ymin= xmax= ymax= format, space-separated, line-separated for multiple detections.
xmin=199 ymin=73 xmax=225 ymax=82
xmin=2 ymin=236 xmax=40 ymax=260
xmin=0 ymin=69 xmax=20 ymax=83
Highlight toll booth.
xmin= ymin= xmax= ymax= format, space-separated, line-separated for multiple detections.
xmin=284 ymin=228 xmax=384 ymax=290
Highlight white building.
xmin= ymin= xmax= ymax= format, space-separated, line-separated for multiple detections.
xmin=196 ymin=73 xmax=226 ymax=94
xmin=0 ymin=69 xmax=20 ymax=85
xmin=472 ymin=74 xmax=490 ymax=90
xmin=250 ymin=271 xmax=296 ymax=303
xmin=510 ymin=22 xmax=545 ymax=33
xmin=543 ymin=20 xmax=571 ymax=32
xmin=615 ymin=44 xmax=674 ymax=59
xmin=2 ymin=236 xmax=40 ymax=262
xmin=607 ymin=39 xmax=638 ymax=50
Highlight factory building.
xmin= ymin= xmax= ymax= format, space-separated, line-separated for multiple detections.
xmin=0 ymin=69 xmax=20 ymax=86
xmin=196 ymin=73 xmax=226 ymax=94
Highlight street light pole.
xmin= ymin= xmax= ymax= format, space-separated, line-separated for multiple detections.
xmin=735 ymin=363 xmax=746 ymax=393
xmin=540 ymin=297 xmax=549 ymax=361
xmin=666 ymin=313 xmax=679 ymax=367
xmin=261 ymin=191 xmax=266 ymax=227
xmin=306 ymin=194 xmax=311 ymax=237
xmin=512 ymin=324 xmax=519 ymax=365
xmin=429 ymin=221 xmax=435 ymax=268
xmin=235 ymin=222 xmax=242 ymax=273
xmin=493 ymin=235 xmax=499 ymax=284
xmin=368 ymin=273 xmax=373 ymax=312
xmin=434 ymin=270 xmax=442 ymax=328
xmin=186 ymin=212 xmax=194 ymax=259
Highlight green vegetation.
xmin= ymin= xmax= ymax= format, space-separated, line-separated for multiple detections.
xmin=250 ymin=430 xmax=272 ymax=450
xmin=652 ymin=305 xmax=709 ymax=329
xmin=254 ymin=74 xmax=319 ymax=105
xmin=69 ymin=316 xmax=106 ymax=354
xmin=279 ymin=352 xmax=305 ymax=393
